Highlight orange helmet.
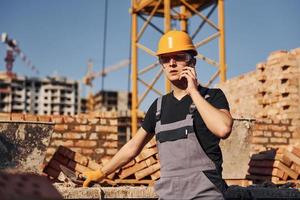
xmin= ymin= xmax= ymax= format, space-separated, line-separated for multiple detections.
xmin=156 ymin=30 xmax=197 ymax=56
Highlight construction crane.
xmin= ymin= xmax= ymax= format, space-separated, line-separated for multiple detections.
xmin=82 ymin=59 xmax=130 ymax=87
xmin=82 ymin=59 xmax=130 ymax=111
xmin=1 ymin=32 xmax=39 ymax=75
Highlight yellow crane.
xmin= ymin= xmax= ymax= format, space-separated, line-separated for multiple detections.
xmin=130 ymin=0 xmax=226 ymax=135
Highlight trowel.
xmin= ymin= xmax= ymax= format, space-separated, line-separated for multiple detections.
xmin=59 ymin=165 xmax=85 ymax=185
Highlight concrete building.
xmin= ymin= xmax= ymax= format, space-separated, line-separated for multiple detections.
xmin=93 ymin=90 xmax=131 ymax=111
xmin=0 ymin=72 xmax=80 ymax=115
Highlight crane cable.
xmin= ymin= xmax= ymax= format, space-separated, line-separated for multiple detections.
xmin=101 ymin=0 xmax=108 ymax=92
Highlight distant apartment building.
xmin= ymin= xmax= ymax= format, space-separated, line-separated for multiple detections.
xmin=0 ymin=72 xmax=80 ymax=115
xmin=93 ymin=90 xmax=131 ymax=111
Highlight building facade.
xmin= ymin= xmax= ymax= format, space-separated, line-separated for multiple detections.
xmin=0 ymin=72 xmax=80 ymax=115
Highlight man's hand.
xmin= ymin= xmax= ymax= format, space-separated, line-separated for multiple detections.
xmin=82 ymin=169 xmax=106 ymax=187
xmin=179 ymin=66 xmax=198 ymax=95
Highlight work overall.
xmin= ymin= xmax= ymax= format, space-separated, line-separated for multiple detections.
xmin=154 ymin=97 xmax=224 ymax=200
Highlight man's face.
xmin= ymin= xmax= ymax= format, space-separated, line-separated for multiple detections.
xmin=159 ymin=51 xmax=193 ymax=81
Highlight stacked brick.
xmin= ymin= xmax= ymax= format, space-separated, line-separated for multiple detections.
xmin=247 ymin=145 xmax=300 ymax=184
xmin=218 ymin=48 xmax=300 ymax=153
xmin=255 ymin=49 xmax=300 ymax=121
xmin=44 ymin=138 xmax=160 ymax=186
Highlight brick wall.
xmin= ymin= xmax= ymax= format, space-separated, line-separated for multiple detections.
xmin=218 ymin=48 xmax=300 ymax=154
xmin=0 ymin=112 xmax=119 ymax=163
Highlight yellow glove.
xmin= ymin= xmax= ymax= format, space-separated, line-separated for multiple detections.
xmin=82 ymin=169 xmax=106 ymax=187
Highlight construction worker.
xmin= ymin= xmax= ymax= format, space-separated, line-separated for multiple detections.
xmin=82 ymin=30 xmax=233 ymax=199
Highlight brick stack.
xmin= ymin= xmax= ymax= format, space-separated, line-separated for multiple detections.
xmin=256 ymin=49 xmax=299 ymax=121
xmin=247 ymin=145 xmax=300 ymax=184
xmin=44 ymin=138 xmax=160 ymax=186
xmin=250 ymin=48 xmax=300 ymax=153
xmin=115 ymin=138 xmax=159 ymax=185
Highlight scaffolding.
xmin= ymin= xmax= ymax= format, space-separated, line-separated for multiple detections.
xmin=130 ymin=0 xmax=226 ymax=135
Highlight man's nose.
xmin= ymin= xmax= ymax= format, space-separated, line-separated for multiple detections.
xmin=168 ymin=58 xmax=176 ymax=66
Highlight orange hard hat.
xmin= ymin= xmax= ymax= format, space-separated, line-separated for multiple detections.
xmin=156 ymin=30 xmax=197 ymax=56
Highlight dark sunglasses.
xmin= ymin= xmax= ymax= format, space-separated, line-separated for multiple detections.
xmin=159 ymin=53 xmax=192 ymax=64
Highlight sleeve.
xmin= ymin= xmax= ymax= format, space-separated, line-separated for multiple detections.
xmin=141 ymin=98 xmax=157 ymax=134
xmin=210 ymin=89 xmax=230 ymax=111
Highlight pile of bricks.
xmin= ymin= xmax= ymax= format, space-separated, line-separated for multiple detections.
xmin=44 ymin=138 xmax=160 ymax=186
xmin=247 ymin=145 xmax=300 ymax=184
xmin=256 ymin=49 xmax=299 ymax=121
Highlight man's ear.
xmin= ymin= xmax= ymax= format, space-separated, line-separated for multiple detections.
xmin=190 ymin=58 xmax=196 ymax=67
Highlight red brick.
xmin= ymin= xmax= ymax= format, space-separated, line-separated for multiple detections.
xmin=106 ymin=133 xmax=118 ymax=140
xmin=67 ymin=160 xmax=90 ymax=173
xmin=95 ymin=148 xmax=105 ymax=154
xmin=75 ymin=117 xmax=88 ymax=124
xmin=51 ymin=132 xmax=62 ymax=139
xmin=63 ymin=116 xmax=75 ymax=123
xmin=102 ymin=141 xmax=118 ymax=148
xmin=82 ymin=149 xmax=94 ymax=155
xmin=89 ymin=133 xmax=99 ymax=140
xmin=11 ymin=113 xmax=24 ymax=121
xmin=100 ymin=119 xmax=107 ymax=125
xmin=0 ymin=113 xmax=10 ymax=120
xmin=109 ymin=119 xmax=118 ymax=126
xmin=251 ymin=137 xmax=269 ymax=144
xmin=74 ymin=140 xmax=97 ymax=148
xmin=54 ymin=124 xmax=68 ymax=131
xmin=95 ymin=125 xmax=118 ymax=133
xmin=73 ymin=125 xmax=92 ymax=132
xmin=43 ymin=166 xmax=60 ymax=178
xmin=269 ymin=125 xmax=287 ymax=132
xmin=38 ymin=115 xmax=52 ymax=122
xmin=63 ymin=132 xmax=87 ymax=139
xmin=53 ymin=152 xmax=70 ymax=165
xmin=88 ymin=118 xmax=100 ymax=124
xmin=48 ymin=159 xmax=63 ymax=171
xmin=87 ymin=160 xmax=102 ymax=170
xmin=24 ymin=114 xmax=38 ymax=121
xmin=106 ymin=148 xmax=118 ymax=155
xmin=51 ymin=115 xmax=64 ymax=123
xmin=270 ymin=137 xmax=288 ymax=144
xmin=73 ymin=152 xmax=89 ymax=166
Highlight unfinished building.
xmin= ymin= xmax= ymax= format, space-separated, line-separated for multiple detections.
xmin=0 ymin=72 xmax=80 ymax=115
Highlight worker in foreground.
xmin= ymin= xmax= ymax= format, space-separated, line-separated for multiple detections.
xmin=82 ymin=30 xmax=233 ymax=199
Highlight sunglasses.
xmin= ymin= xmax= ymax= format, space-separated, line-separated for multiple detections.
xmin=159 ymin=53 xmax=192 ymax=64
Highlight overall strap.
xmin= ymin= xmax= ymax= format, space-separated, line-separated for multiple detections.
xmin=156 ymin=96 xmax=163 ymax=121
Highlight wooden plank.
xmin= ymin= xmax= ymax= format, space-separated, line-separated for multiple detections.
xmin=248 ymin=167 xmax=284 ymax=178
xmin=135 ymin=147 xmax=158 ymax=163
xmin=135 ymin=163 xmax=160 ymax=180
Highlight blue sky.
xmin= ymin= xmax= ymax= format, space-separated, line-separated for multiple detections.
xmin=0 ymin=0 xmax=299 ymax=111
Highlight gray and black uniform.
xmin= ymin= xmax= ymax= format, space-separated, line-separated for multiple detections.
xmin=142 ymin=85 xmax=230 ymax=200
